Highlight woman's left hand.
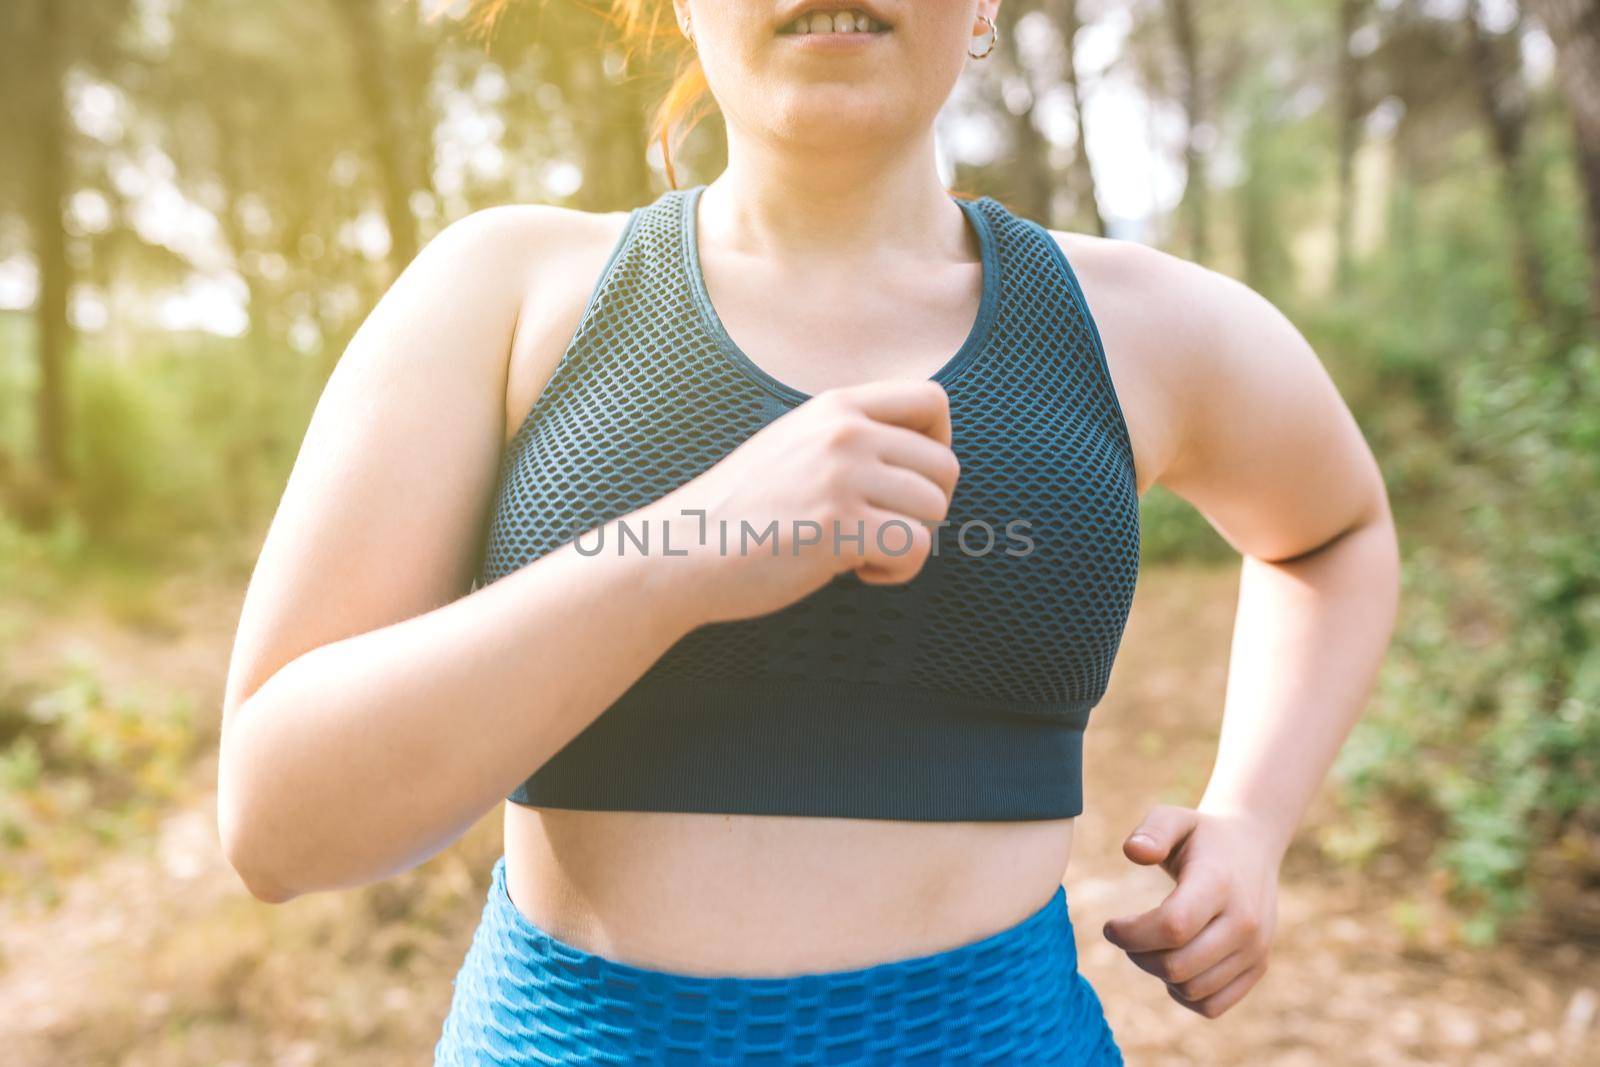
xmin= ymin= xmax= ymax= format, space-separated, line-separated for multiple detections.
xmin=1101 ymin=803 xmax=1284 ymax=1018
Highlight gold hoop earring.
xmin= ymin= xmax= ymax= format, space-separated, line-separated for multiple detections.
xmin=968 ymin=13 xmax=997 ymax=60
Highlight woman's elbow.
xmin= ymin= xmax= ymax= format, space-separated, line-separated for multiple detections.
xmin=216 ymin=787 xmax=298 ymax=904
xmin=216 ymin=729 xmax=301 ymax=904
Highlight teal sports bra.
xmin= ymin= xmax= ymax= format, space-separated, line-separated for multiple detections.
xmin=474 ymin=183 xmax=1140 ymax=821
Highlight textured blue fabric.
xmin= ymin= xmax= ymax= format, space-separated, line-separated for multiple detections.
xmin=475 ymin=182 xmax=1140 ymax=820
xmin=434 ymin=855 xmax=1125 ymax=1065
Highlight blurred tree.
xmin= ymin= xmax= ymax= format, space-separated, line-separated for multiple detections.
xmin=0 ymin=0 xmax=135 ymax=502
xmin=1232 ymin=76 xmax=1298 ymax=304
xmin=1370 ymin=1 xmax=1483 ymax=310
xmin=334 ymin=0 xmax=420 ymax=276
xmin=1121 ymin=0 xmax=1250 ymax=262
xmin=1526 ymin=0 xmax=1600 ymax=323
xmin=1056 ymin=0 xmax=1107 ymax=237
xmin=1464 ymin=0 xmax=1548 ymax=322
xmin=991 ymin=0 xmax=1057 ymax=223
xmin=1164 ymin=0 xmax=1208 ymax=262
xmin=1215 ymin=0 xmax=1329 ymax=300
xmin=156 ymin=1 xmax=374 ymax=363
xmin=461 ymin=0 xmax=658 ymax=209
xmin=978 ymin=0 xmax=1108 ymax=233
xmin=1334 ymin=0 xmax=1371 ymax=295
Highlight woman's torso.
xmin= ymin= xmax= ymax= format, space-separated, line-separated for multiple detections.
xmin=491 ymin=189 xmax=1163 ymax=977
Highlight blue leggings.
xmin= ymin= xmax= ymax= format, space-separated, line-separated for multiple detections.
xmin=434 ymin=854 xmax=1125 ymax=1065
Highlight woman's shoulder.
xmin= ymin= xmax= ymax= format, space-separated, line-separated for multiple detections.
xmin=1038 ymin=226 xmax=1298 ymax=358
xmin=433 ymin=203 xmax=637 ymax=446
xmin=428 ymin=201 xmax=635 ymax=295
xmin=1038 ymin=228 xmax=1385 ymax=562
xmin=387 ymin=202 xmax=636 ymax=446
xmin=1037 ymin=227 xmax=1236 ymax=332
xmin=1034 ymin=226 xmax=1307 ymax=497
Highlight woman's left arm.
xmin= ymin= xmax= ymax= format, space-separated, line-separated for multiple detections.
xmin=1096 ymin=253 xmax=1402 ymax=1018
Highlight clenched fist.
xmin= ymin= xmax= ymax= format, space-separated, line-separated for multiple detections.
xmin=1103 ymin=804 xmax=1283 ymax=1019
xmin=641 ymin=378 xmax=962 ymax=625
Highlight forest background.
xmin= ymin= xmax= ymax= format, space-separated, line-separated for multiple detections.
xmin=1 ymin=0 xmax=1597 ymax=1063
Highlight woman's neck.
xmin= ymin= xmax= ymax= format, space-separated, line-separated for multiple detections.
xmin=701 ymin=136 xmax=975 ymax=268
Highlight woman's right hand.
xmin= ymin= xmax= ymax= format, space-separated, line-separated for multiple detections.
xmin=641 ymin=378 xmax=962 ymax=625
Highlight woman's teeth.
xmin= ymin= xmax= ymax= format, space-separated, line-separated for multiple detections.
xmin=779 ymin=10 xmax=890 ymax=35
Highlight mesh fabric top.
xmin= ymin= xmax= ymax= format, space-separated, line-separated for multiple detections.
xmin=475 ymin=183 xmax=1140 ymax=820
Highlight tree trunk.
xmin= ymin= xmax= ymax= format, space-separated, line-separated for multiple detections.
xmin=397 ymin=24 xmax=441 ymax=207
xmin=1335 ymin=0 xmax=1365 ymax=295
xmin=1466 ymin=0 xmax=1548 ymax=321
xmin=564 ymin=49 xmax=649 ymax=212
xmin=27 ymin=0 xmax=71 ymax=491
xmin=601 ymin=49 xmax=656 ymax=211
xmin=1166 ymin=0 xmax=1208 ymax=262
xmin=1059 ymin=0 xmax=1106 ymax=236
xmin=1238 ymin=103 xmax=1285 ymax=302
xmin=994 ymin=0 xmax=1055 ymax=224
xmin=213 ymin=116 xmax=277 ymax=359
xmin=334 ymin=0 xmax=420 ymax=279
xmin=1390 ymin=105 xmax=1421 ymax=320
xmin=1527 ymin=0 xmax=1600 ymax=325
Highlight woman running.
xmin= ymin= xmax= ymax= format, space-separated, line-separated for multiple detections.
xmin=217 ymin=2 xmax=1401 ymax=1062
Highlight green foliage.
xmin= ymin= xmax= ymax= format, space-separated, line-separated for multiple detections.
xmin=1 ymin=328 xmax=318 ymax=577
xmin=1273 ymin=62 xmax=1600 ymax=938
xmin=69 ymin=351 xmax=210 ymax=544
xmin=0 ymin=506 xmax=90 ymax=602
xmin=0 ymin=651 xmax=200 ymax=902
xmin=1139 ymin=486 xmax=1234 ymax=566
xmin=1326 ymin=302 xmax=1599 ymax=939
xmin=0 ymin=312 xmax=32 ymax=460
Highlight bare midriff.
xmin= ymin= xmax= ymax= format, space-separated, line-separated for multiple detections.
xmin=501 ymin=804 xmax=1074 ymax=978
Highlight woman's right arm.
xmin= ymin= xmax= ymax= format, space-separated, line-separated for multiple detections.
xmin=218 ymin=207 xmax=960 ymax=903
xmin=217 ymin=205 xmax=704 ymax=902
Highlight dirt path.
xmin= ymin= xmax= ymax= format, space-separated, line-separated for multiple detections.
xmin=1 ymin=563 xmax=1595 ymax=1064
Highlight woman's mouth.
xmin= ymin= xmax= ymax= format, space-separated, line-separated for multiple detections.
xmin=777 ymin=10 xmax=893 ymax=37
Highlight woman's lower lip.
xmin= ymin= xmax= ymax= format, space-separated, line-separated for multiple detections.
xmin=777 ymin=30 xmax=892 ymax=51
